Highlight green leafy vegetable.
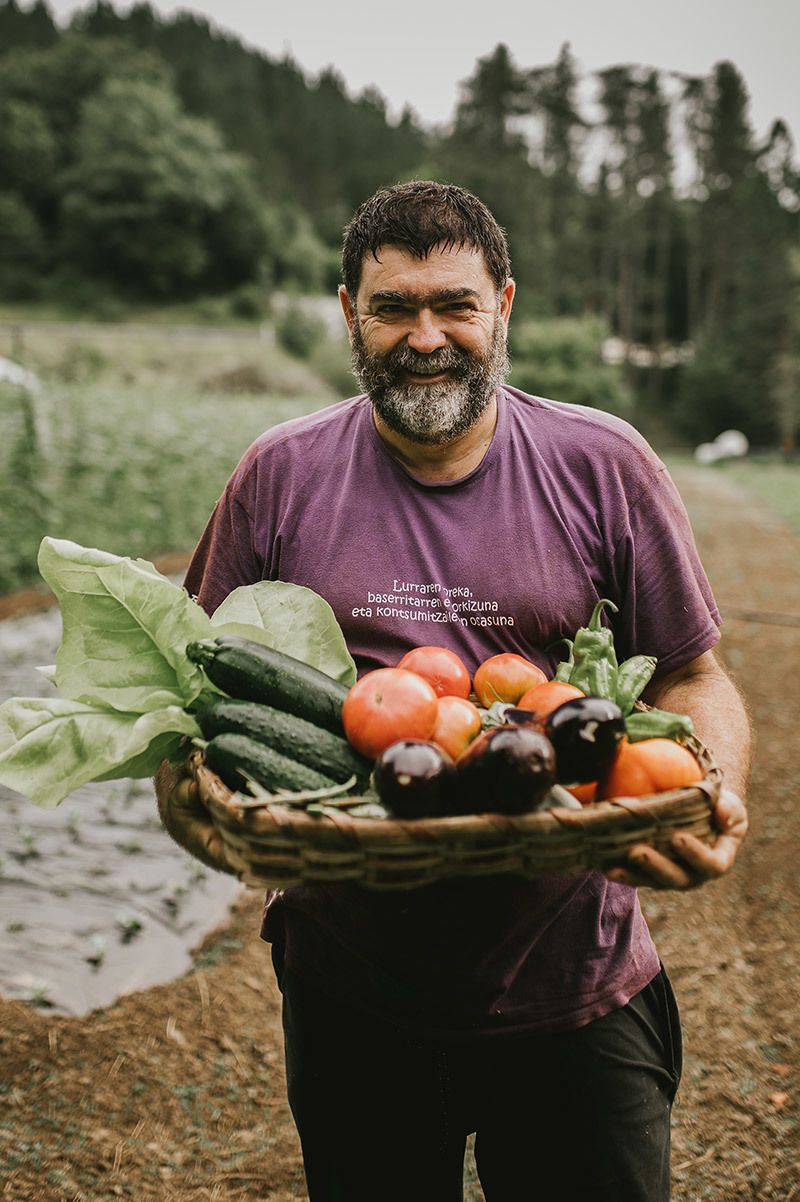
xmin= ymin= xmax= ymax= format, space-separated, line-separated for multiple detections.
xmin=38 ymin=538 xmax=213 ymax=713
xmin=0 ymin=697 xmax=199 ymax=808
xmin=211 ymin=581 xmax=356 ymax=686
xmin=0 ymin=538 xmax=357 ymax=807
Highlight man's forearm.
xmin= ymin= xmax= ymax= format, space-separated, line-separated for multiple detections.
xmin=644 ymin=650 xmax=752 ymax=798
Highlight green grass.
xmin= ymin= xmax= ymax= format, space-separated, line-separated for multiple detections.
xmin=0 ymin=321 xmax=345 ymax=593
xmin=714 ymin=456 xmax=800 ymax=533
xmin=665 ymin=452 xmax=800 ymax=535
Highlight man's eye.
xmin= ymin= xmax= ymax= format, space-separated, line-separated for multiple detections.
xmin=374 ymin=305 xmax=408 ymax=318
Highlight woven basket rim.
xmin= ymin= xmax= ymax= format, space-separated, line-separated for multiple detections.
xmin=188 ymin=735 xmax=722 ymax=850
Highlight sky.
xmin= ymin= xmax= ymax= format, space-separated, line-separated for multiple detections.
xmin=43 ymin=0 xmax=800 ymax=150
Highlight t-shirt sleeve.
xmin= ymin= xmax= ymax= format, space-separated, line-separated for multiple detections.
xmin=608 ymin=464 xmax=721 ymax=677
xmin=183 ymin=478 xmax=263 ymax=617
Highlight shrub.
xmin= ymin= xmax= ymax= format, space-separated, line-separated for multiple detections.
xmin=275 ymin=304 xmax=327 ymax=361
xmin=508 ymin=317 xmax=633 ymax=416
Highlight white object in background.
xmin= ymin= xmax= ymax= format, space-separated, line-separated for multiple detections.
xmin=714 ymin=429 xmax=749 ymax=458
xmin=694 ymin=442 xmax=722 ymax=464
xmin=0 ymin=356 xmax=41 ymax=394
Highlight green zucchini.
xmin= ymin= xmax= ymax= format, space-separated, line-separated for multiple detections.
xmin=186 ymin=635 xmax=348 ymax=735
xmin=204 ymin=732 xmax=339 ymax=795
xmin=194 ymin=695 xmax=371 ymax=787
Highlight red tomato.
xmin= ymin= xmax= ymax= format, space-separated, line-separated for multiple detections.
xmin=397 ymin=646 xmax=471 ymax=700
xmin=516 ymin=681 xmax=585 ymax=723
xmin=565 ymin=781 xmax=597 ymax=806
xmin=342 ymin=668 xmax=439 ymax=759
xmin=473 ymin=653 xmax=548 ymax=707
xmin=596 ymin=738 xmax=703 ymax=800
xmin=430 ymin=695 xmax=483 ymax=760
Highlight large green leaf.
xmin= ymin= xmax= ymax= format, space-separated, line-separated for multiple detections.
xmin=0 ymin=696 xmax=199 ymax=808
xmin=211 ymin=580 xmax=356 ymax=685
xmin=38 ymin=538 xmax=214 ymax=712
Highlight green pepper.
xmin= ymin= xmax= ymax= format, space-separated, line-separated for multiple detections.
xmin=624 ymin=708 xmax=694 ymax=742
xmin=568 ymin=598 xmax=619 ymax=699
xmin=614 ymin=654 xmax=657 ymax=715
xmin=551 ymin=638 xmax=575 ymax=683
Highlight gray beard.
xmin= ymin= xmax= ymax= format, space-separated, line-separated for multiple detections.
xmin=350 ymin=316 xmax=510 ymax=446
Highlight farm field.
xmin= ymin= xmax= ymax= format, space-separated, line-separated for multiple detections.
xmin=0 ymin=319 xmax=351 ymax=596
xmin=0 ymin=322 xmax=798 ymax=1199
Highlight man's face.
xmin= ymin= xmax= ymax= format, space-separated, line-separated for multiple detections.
xmin=340 ymin=244 xmax=515 ymax=446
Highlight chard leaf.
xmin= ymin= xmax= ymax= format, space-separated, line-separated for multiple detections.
xmin=211 ymin=580 xmax=356 ymax=685
xmin=38 ymin=538 xmax=214 ymax=712
xmin=0 ymin=696 xmax=199 ymax=808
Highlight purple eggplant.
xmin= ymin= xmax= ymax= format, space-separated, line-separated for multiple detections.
xmin=543 ymin=696 xmax=626 ymax=784
xmin=452 ymin=726 xmax=556 ymax=816
xmin=373 ymin=740 xmax=454 ymax=819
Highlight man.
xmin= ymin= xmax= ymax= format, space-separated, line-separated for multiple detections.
xmin=157 ymin=180 xmax=750 ymax=1201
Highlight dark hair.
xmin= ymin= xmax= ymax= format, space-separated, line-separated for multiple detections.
xmin=341 ymin=180 xmax=512 ymax=299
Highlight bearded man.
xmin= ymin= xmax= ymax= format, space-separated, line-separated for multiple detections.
xmin=157 ymin=180 xmax=750 ymax=1202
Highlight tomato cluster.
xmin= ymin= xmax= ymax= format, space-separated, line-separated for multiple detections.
xmin=343 ymin=647 xmax=548 ymax=762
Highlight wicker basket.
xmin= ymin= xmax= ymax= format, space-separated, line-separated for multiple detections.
xmin=188 ymin=736 xmax=722 ymax=891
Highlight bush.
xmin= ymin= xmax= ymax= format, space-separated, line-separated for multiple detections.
xmin=275 ymin=303 xmax=328 ymax=361
xmin=227 ymin=283 xmax=267 ymax=321
xmin=508 ymin=317 xmax=633 ymax=416
xmin=0 ymin=384 xmax=49 ymax=593
xmin=310 ymin=337 xmax=358 ymax=397
xmin=670 ymin=347 xmax=778 ymax=447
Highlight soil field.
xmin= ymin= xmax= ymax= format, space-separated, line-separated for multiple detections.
xmin=0 ymin=464 xmax=798 ymax=1201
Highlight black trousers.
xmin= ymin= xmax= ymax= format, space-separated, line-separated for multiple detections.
xmin=276 ymin=959 xmax=682 ymax=1202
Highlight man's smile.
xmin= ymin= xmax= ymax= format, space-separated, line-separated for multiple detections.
xmin=405 ymin=368 xmax=451 ymax=384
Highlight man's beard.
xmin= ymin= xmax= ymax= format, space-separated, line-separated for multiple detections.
xmin=350 ymin=315 xmax=511 ymax=446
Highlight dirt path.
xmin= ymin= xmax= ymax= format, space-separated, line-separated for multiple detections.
xmin=0 ymin=466 xmax=797 ymax=1201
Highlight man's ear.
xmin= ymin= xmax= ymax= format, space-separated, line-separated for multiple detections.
xmin=339 ymin=285 xmax=356 ymax=339
xmin=500 ymin=278 xmax=516 ymax=329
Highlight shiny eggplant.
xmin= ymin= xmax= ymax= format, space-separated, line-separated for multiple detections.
xmin=452 ymin=726 xmax=556 ymax=816
xmin=372 ymin=740 xmax=454 ymax=819
xmin=543 ymin=696 xmax=626 ymax=784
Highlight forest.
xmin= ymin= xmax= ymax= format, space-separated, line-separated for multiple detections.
xmin=1 ymin=0 xmax=799 ymax=446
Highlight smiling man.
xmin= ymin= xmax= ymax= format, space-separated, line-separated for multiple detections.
xmin=158 ymin=180 xmax=750 ymax=1202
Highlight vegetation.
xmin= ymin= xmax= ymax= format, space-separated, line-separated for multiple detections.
xmin=0 ymin=322 xmax=342 ymax=593
xmin=0 ymin=0 xmax=798 ymax=450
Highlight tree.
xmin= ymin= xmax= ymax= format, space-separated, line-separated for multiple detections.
xmin=527 ymin=43 xmax=587 ymax=314
xmin=675 ymin=62 xmax=799 ymax=444
xmin=59 ymin=77 xmax=267 ymax=296
xmin=0 ymin=0 xmax=57 ymax=50
xmin=437 ymin=45 xmax=544 ymax=301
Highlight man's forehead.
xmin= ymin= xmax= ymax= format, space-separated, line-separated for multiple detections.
xmin=357 ymin=243 xmax=494 ymax=298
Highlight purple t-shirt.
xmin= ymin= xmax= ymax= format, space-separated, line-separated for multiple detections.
xmin=185 ymin=386 xmax=721 ymax=1036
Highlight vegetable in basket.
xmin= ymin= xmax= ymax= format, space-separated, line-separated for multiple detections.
xmin=0 ymin=539 xmax=357 ymax=809
xmin=342 ymin=667 xmax=439 ymax=759
xmin=542 ymin=697 xmax=626 ymax=785
xmin=452 ymin=725 xmax=556 ymax=816
xmin=372 ymin=739 xmax=454 ymax=818
xmin=193 ymin=694 xmax=371 ymax=787
xmin=596 ymin=737 xmax=704 ymax=800
xmin=553 ymin=598 xmax=694 ymax=744
xmin=186 ymin=635 xmax=350 ymax=736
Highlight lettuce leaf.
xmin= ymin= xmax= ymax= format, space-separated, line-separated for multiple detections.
xmin=0 ymin=696 xmax=199 ymax=808
xmin=0 ymin=539 xmax=356 ymax=806
xmin=38 ymin=538 xmax=214 ymax=713
xmin=211 ymin=580 xmax=356 ymax=685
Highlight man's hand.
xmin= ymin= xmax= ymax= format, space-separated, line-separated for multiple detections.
xmin=605 ymin=787 xmax=749 ymax=890
xmin=155 ymin=757 xmax=238 ymax=875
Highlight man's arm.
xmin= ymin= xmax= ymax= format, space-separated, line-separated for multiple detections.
xmin=606 ymin=649 xmax=751 ymax=890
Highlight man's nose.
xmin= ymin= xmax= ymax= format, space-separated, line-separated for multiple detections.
xmin=406 ymin=309 xmax=448 ymax=354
